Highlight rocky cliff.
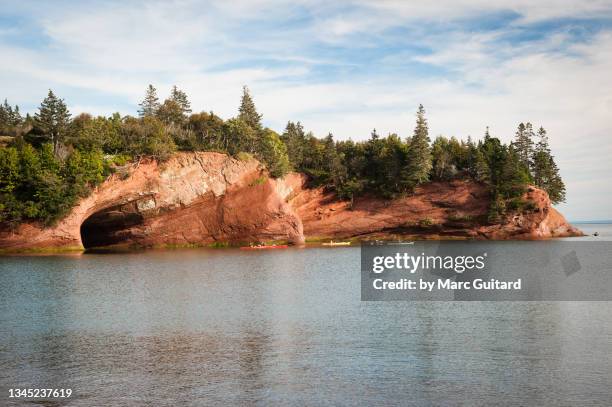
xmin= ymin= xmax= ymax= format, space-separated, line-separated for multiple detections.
xmin=0 ymin=152 xmax=581 ymax=251
xmin=0 ymin=152 xmax=303 ymax=251
xmin=283 ymin=174 xmax=582 ymax=240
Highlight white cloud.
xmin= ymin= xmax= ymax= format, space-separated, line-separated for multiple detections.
xmin=1 ymin=0 xmax=611 ymax=219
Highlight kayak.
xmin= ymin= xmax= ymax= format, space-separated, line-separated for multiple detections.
xmin=322 ymin=241 xmax=351 ymax=246
xmin=240 ymin=245 xmax=289 ymax=250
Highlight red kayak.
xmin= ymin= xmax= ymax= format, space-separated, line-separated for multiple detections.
xmin=240 ymin=245 xmax=289 ymax=250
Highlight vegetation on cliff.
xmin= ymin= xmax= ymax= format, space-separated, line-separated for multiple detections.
xmin=0 ymin=87 xmax=565 ymax=226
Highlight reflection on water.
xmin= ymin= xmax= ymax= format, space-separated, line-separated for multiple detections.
xmin=1 ymin=242 xmax=612 ymax=406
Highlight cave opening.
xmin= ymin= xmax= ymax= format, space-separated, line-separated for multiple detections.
xmin=80 ymin=203 xmax=145 ymax=250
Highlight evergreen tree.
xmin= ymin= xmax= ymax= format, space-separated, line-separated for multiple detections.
xmin=169 ymin=85 xmax=192 ymax=117
xmin=499 ymin=145 xmax=531 ymax=199
xmin=513 ymin=122 xmax=534 ymax=173
xmin=281 ymin=121 xmax=307 ymax=170
xmin=257 ymin=129 xmax=291 ymax=178
xmin=34 ymin=90 xmax=71 ymax=156
xmin=322 ymin=133 xmax=346 ymax=187
xmin=0 ymin=99 xmax=22 ymax=128
xmin=0 ymin=99 xmax=12 ymax=127
xmin=532 ymin=126 xmax=566 ymax=203
xmin=238 ymin=86 xmax=262 ymax=130
xmin=11 ymin=105 xmax=22 ymax=126
xmin=138 ymin=84 xmax=160 ymax=117
xmin=403 ymin=104 xmax=432 ymax=188
xmin=156 ymin=99 xmax=184 ymax=125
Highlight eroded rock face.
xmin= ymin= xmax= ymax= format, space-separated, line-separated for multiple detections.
xmin=282 ymin=175 xmax=583 ymax=240
xmin=0 ymin=152 xmax=304 ymax=250
xmin=0 ymin=153 xmax=581 ymax=252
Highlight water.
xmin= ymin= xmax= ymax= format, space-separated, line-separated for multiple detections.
xmin=1 ymin=233 xmax=612 ymax=406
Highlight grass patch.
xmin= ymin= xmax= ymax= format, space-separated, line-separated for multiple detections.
xmin=418 ymin=217 xmax=434 ymax=227
xmin=447 ymin=213 xmax=474 ymax=222
xmin=249 ymin=175 xmax=267 ymax=187
xmin=236 ymin=151 xmax=254 ymax=161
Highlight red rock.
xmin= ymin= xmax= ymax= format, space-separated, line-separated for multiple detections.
xmin=0 ymin=153 xmax=582 ymax=252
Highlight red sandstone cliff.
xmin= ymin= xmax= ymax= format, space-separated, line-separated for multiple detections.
xmin=0 ymin=152 xmax=303 ymax=251
xmin=0 ymin=152 xmax=581 ymax=251
xmin=283 ymin=174 xmax=582 ymax=240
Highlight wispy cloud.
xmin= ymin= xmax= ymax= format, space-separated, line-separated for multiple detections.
xmin=1 ymin=0 xmax=611 ymax=219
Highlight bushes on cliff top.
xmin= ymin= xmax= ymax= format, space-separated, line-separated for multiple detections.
xmin=0 ymin=85 xmax=566 ymax=225
xmin=0 ymin=143 xmax=109 ymax=226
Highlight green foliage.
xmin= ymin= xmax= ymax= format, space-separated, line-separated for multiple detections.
xmin=238 ymin=86 xmax=262 ymax=130
xmin=487 ymin=194 xmax=506 ymax=223
xmin=419 ymin=217 xmax=434 ymax=227
xmin=532 ymin=127 xmax=566 ymax=204
xmin=178 ymin=111 xmax=225 ymax=151
xmin=223 ymin=117 xmax=258 ymax=155
xmin=138 ymin=84 xmax=160 ymax=118
xmin=0 ymin=99 xmax=23 ymax=132
xmin=169 ymin=85 xmax=192 ymax=117
xmin=70 ymin=113 xmax=123 ymax=153
xmin=0 ymin=87 xmax=568 ymax=227
xmin=281 ymin=121 xmax=307 ymax=169
xmin=403 ymin=104 xmax=432 ymax=188
xmin=249 ymin=175 xmax=267 ymax=186
xmin=513 ymin=122 xmax=535 ymax=172
xmin=257 ymin=129 xmax=290 ymax=178
xmin=0 ymin=143 xmax=108 ymax=225
xmin=33 ymin=90 xmax=71 ymax=156
xmin=120 ymin=116 xmax=176 ymax=160
xmin=156 ymin=99 xmax=185 ymax=125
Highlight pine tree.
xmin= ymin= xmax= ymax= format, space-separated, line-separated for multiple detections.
xmin=322 ymin=133 xmax=346 ymax=187
xmin=138 ymin=84 xmax=160 ymax=117
xmin=532 ymin=126 xmax=566 ymax=203
xmin=281 ymin=121 xmax=306 ymax=170
xmin=238 ymin=86 xmax=262 ymax=130
xmin=34 ymin=90 xmax=71 ymax=156
xmin=464 ymin=132 xmax=490 ymax=183
xmin=513 ymin=122 xmax=534 ymax=173
xmin=403 ymin=104 xmax=432 ymax=188
xmin=0 ymin=99 xmax=12 ymax=127
xmin=11 ymin=105 xmax=22 ymax=126
xmin=169 ymin=85 xmax=192 ymax=116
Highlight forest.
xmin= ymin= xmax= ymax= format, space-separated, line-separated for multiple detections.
xmin=0 ymin=86 xmax=565 ymax=226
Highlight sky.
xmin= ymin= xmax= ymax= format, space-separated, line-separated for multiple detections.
xmin=1 ymin=0 xmax=611 ymax=221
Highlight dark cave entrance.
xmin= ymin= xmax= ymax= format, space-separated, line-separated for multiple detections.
xmin=80 ymin=203 xmax=145 ymax=250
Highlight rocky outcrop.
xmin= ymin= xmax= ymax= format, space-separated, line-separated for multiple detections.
xmin=476 ymin=186 xmax=583 ymax=239
xmin=0 ymin=152 xmax=304 ymax=251
xmin=282 ymin=174 xmax=582 ymax=240
xmin=0 ymin=152 xmax=581 ymax=252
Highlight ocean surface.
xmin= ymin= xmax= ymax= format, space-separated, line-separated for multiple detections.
xmin=1 ymin=225 xmax=611 ymax=406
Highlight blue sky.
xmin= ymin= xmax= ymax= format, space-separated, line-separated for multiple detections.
xmin=1 ymin=0 xmax=612 ymax=221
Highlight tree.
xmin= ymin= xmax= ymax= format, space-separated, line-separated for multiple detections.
xmin=322 ymin=133 xmax=347 ymax=188
xmin=184 ymin=111 xmax=225 ymax=151
xmin=431 ymin=136 xmax=454 ymax=181
xmin=169 ymin=85 xmax=192 ymax=116
xmin=498 ymin=145 xmax=531 ymax=199
xmin=532 ymin=126 xmax=566 ymax=204
xmin=70 ymin=113 xmax=123 ymax=153
xmin=0 ymin=99 xmax=22 ymax=129
xmin=138 ymin=84 xmax=160 ymax=117
xmin=120 ymin=116 xmax=176 ymax=160
xmin=513 ymin=122 xmax=534 ymax=173
xmin=257 ymin=129 xmax=291 ymax=178
xmin=156 ymin=99 xmax=184 ymax=125
xmin=223 ymin=118 xmax=258 ymax=155
xmin=238 ymin=86 xmax=262 ymax=130
xmin=465 ymin=133 xmax=490 ymax=182
xmin=34 ymin=90 xmax=71 ymax=156
xmin=403 ymin=104 xmax=432 ymax=188
xmin=281 ymin=121 xmax=307 ymax=170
